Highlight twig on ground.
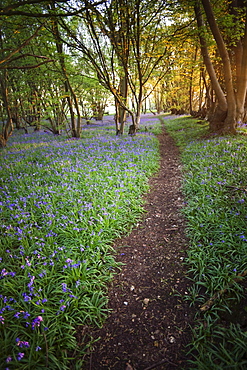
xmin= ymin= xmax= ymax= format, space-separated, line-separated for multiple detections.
xmin=200 ymin=270 xmax=247 ymax=312
xmin=224 ymin=185 xmax=247 ymax=192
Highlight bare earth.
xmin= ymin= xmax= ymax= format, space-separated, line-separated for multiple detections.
xmin=82 ymin=118 xmax=195 ymax=370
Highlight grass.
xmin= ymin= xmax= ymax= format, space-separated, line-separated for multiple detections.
xmin=0 ymin=117 xmax=161 ymax=369
xmin=3 ymin=113 xmax=246 ymax=369
xmin=162 ymin=116 xmax=247 ymax=369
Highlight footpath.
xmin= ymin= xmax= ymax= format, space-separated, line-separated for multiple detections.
xmin=83 ymin=115 xmax=195 ymax=370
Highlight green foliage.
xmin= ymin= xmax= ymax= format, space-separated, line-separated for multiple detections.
xmin=162 ymin=116 xmax=247 ymax=368
xmin=162 ymin=116 xmax=209 ymax=147
xmin=213 ymin=0 xmax=246 ymax=47
xmin=0 ymin=123 xmax=160 ymax=368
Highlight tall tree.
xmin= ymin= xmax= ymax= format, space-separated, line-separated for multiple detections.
xmin=194 ymin=0 xmax=247 ymax=133
xmin=60 ymin=0 xmax=172 ymax=134
xmin=48 ymin=2 xmax=82 ymax=138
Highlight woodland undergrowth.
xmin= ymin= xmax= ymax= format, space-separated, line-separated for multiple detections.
xmin=163 ymin=116 xmax=247 ymax=370
xmin=0 ymin=118 xmax=160 ymax=369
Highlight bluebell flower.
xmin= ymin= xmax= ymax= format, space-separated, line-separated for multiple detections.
xmin=23 ymin=311 xmax=30 ymax=319
xmin=31 ymin=315 xmax=43 ymax=329
xmin=17 ymin=352 xmax=25 ymax=361
xmin=16 ymin=338 xmax=30 ymax=348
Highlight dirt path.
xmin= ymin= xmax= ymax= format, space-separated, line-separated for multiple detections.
xmin=82 ymin=117 xmax=195 ymax=369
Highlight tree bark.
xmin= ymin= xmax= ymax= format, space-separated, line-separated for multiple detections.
xmin=235 ymin=7 xmax=247 ymax=124
xmin=194 ymin=2 xmax=228 ymax=132
xmin=0 ymin=72 xmax=14 ymax=147
xmin=200 ymin=0 xmax=237 ymax=133
xmin=115 ymin=74 xmax=128 ymax=135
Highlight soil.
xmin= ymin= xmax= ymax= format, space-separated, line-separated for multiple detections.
xmin=81 ymin=117 xmax=196 ymax=370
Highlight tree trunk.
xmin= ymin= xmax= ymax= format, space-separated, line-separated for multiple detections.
xmin=0 ymin=71 xmax=14 ymax=147
xmin=200 ymin=0 xmax=237 ymax=134
xmin=189 ymin=46 xmax=198 ymax=115
xmin=114 ymin=98 xmax=121 ymax=135
xmin=235 ymin=7 xmax=247 ymax=124
xmin=50 ymin=4 xmax=81 ymax=138
xmin=118 ymin=74 xmax=128 ymax=134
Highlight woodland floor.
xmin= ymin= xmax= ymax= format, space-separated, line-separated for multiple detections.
xmin=81 ymin=117 xmax=196 ymax=370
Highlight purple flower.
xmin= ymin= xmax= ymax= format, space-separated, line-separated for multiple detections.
xmin=23 ymin=311 xmax=30 ymax=319
xmin=35 ymin=346 xmax=42 ymax=351
xmin=6 ymin=356 xmax=12 ymax=363
xmin=1 ymin=269 xmax=8 ymax=277
xmin=16 ymin=338 xmax=30 ymax=348
xmin=69 ymin=294 xmax=78 ymax=299
xmin=27 ymin=276 xmax=35 ymax=288
xmin=22 ymin=293 xmax=32 ymax=302
xmin=31 ymin=315 xmax=43 ymax=329
xmin=62 ymin=283 xmax=67 ymax=292
xmin=0 ymin=315 xmax=4 ymax=324
xmin=17 ymin=352 xmax=25 ymax=361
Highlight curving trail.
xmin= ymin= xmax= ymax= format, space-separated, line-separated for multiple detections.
xmin=82 ymin=115 xmax=195 ymax=370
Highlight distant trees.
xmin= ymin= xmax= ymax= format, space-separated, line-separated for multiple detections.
xmin=0 ymin=9 xmax=50 ymax=146
xmin=160 ymin=0 xmax=247 ymax=134
xmin=59 ymin=0 xmax=173 ymax=135
xmin=0 ymin=0 xmax=111 ymax=146
xmin=1 ymin=0 xmax=247 ymax=146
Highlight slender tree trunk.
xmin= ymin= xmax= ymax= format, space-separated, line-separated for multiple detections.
xmin=235 ymin=7 xmax=247 ymax=124
xmin=115 ymin=98 xmax=121 ymax=135
xmin=154 ymin=89 xmax=162 ymax=114
xmin=50 ymin=5 xmax=81 ymax=138
xmin=135 ymin=101 xmax=142 ymax=129
xmin=0 ymin=72 xmax=14 ymax=147
xmin=189 ymin=46 xmax=198 ymax=115
xmin=118 ymin=75 xmax=128 ymax=134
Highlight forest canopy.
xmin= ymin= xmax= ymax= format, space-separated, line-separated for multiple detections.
xmin=1 ymin=0 xmax=247 ymax=146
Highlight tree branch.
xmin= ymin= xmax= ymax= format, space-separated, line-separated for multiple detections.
xmin=0 ymin=25 xmax=44 ymax=65
xmin=1 ymin=59 xmax=54 ymax=69
xmin=0 ymin=0 xmax=105 ymax=17
xmin=0 ymin=0 xmax=67 ymax=13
